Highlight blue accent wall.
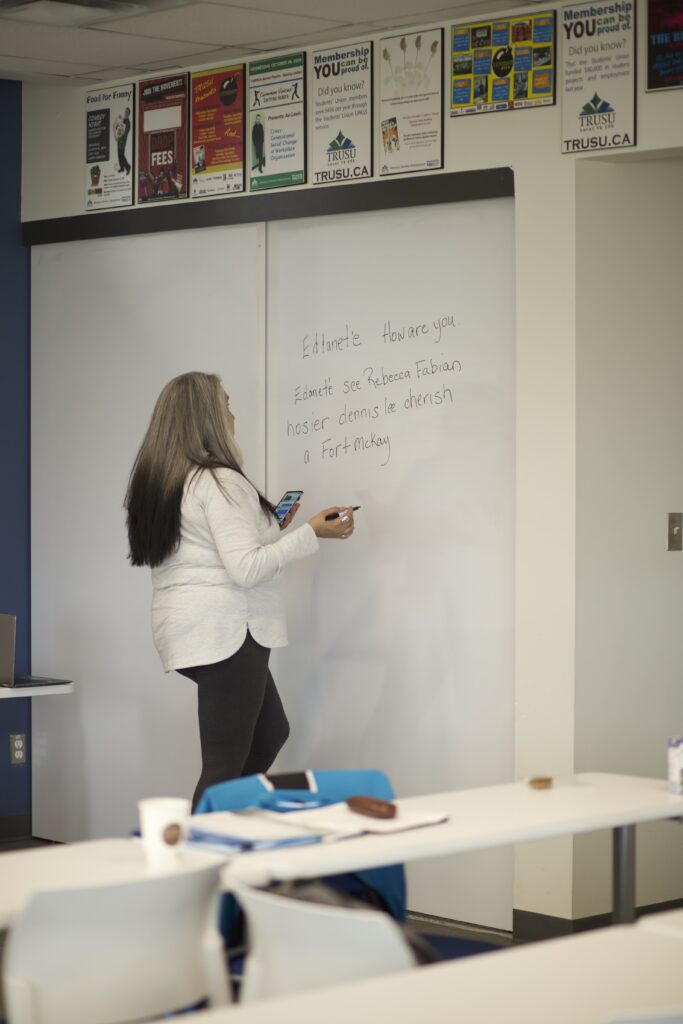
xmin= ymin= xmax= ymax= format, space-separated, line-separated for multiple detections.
xmin=0 ymin=79 xmax=32 ymax=821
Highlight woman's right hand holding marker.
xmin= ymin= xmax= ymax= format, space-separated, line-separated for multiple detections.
xmin=309 ymin=507 xmax=355 ymax=539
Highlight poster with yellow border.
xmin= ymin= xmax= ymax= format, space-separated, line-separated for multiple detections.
xmin=450 ymin=11 xmax=555 ymax=116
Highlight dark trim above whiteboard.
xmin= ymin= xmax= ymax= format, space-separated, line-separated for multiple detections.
xmin=22 ymin=167 xmax=514 ymax=247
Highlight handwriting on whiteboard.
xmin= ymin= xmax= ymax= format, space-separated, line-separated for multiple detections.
xmin=287 ymin=312 xmax=461 ymax=468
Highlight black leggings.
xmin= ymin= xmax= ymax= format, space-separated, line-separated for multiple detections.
xmin=178 ymin=632 xmax=290 ymax=809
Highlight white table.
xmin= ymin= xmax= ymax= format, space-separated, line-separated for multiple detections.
xmin=1 ymin=775 xmax=681 ymax=929
xmin=0 ymin=838 xmax=221 ymax=928
xmin=148 ymin=924 xmax=683 ymax=1024
xmin=0 ymin=683 xmax=73 ymax=698
xmin=638 ymin=906 xmax=683 ymax=939
xmin=220 ymin=773 xmax=683 ymax=925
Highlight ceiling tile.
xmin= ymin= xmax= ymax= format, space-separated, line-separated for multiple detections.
xmin=257 ymin=24 xmax=374 ymax=50
xmin=206 ymin=0 xmax=444 ymax=18
xmin=0 ymin=18 xmax=219 ymax=64
xmin=0 ymin=53 xmax=103 ymax=76
xmin=100 ymin=3 xmax=345 ymax=45
xmin=137 ymin=47 xmax=250 ymax=70
xmin=77 ymin=66 xmax=159 ymax=80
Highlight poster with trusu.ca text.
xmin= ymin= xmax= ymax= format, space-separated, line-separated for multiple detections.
xmin=85 ymin=84 xmax=134 ymax=211
xmin=311 ymin=42 xmax=373 ymax=185
xmin=191 ymin=65 xmax=245 ymax=198
xmin=248 ymin=53 xmax=306 ymax=192
xmin=137 ymin=73 xmax=188 ymax=203
xmin=561 ymin=1 xmax=636 ymax=154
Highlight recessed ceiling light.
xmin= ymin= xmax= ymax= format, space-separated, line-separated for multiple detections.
xmin=0 ymin=0 xmax=182 ymax=28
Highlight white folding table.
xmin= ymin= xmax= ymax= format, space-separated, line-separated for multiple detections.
xmin=220 ymin=773 xmax=683 ymax=924
xmin=146 ymin=924 xmax=683 ymax=1024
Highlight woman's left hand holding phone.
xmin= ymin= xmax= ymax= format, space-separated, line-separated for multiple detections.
xmin=279 ymin=502 xmax=300 ymax=530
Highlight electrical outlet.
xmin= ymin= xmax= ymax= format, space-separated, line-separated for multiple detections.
xmin=9 ymin=733 xmax=26 ymax=766
xmin=668 ymin=513 xmax=682 ymax=552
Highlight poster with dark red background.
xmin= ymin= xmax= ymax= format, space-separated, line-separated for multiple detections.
xmin=648 ymin=0 xmax=683 ymax=90
xmin=137 ymin=73 xmax=189 ymax=203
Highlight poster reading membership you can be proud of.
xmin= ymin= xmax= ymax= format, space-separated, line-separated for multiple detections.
xmin=85 ymin=84 xmax=134 ymax=211
xmin=311 ymin=42 xmax=372 ymax=185
xmin=248 ymin=52 xmax=306 ymax=192
xmin=191 ymin=65 xmax=245 ymax=198
xmin=137 ymin=73 xmax=189 ymax=203
xmin=378 ymin=28 xmax=443 ymax=176
xmin=561 ymin=1 xmax=636 ymax=154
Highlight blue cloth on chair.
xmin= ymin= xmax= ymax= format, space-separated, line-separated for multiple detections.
xmin=194 ymin=769 xmax=407 ymax=942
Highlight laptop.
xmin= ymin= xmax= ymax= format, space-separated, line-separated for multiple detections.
xmin=0 ymin=613 xmax=72 ymax=688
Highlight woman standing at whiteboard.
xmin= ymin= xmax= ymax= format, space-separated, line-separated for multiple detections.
xmin=125 ymin=371 xmax=354 ymax=808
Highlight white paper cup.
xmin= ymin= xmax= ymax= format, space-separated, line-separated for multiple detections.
xmin=138 ymin=797 xmax=191 ymax=869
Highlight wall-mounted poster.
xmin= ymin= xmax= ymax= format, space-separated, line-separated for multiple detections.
xmin=248 ymin=53 xmax=306 ymax=192
xmin=378 ymin=28 xmax=443 ymax=176
xmin=311 ymin=42 xmax=373 ymax=185
xmin=137 ymin=74 xmax=188 ymax=203
xmin=648 ymin=0 xmax=683 ymax=90
xmin=85 ymin=84 xmax=134 ymax=211
xmin=561 ymin=2 xmax=636 ymax=154
xmin=450 ymin=12 xmax=555 ymax=115
xmin=191 ymin=65 xmax=245 ymax=198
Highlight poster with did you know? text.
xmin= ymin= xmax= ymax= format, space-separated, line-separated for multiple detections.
xmin=311 ymin=42 xmax=373 ymax=185
xmin=137 ymin=73 xmax=188 ymax=203
xmin=85 ymin=84 xmax=134 ymax=211
xmin=561 ymin=1 xmax=636 ymax=154
xmin=378 ymin=28 xmax=443 ymax=176
xmin=248 ymin=53 xmax=306 ymax=192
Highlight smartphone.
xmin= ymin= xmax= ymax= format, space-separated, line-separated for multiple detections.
xmin=273 ymin=490 xmax=303 ymax=525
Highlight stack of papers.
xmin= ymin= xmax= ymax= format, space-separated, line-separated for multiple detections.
xmin=186 ymin=803 xmax=448 ymax=854
xmin=187 ymin=811 xmax=329 ymax=853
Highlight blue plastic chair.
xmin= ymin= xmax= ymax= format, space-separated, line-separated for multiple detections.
xmin=194 ymin=769 xmax=406 ymax=944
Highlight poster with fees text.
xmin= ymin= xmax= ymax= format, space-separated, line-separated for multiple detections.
xmin=378 ymin=28 xmax=443 ymax=176
xmin=85 ymin=84 xmax=134 ymax=211
xmin=248 ymin=53 xmax=306 ymax=192
xmin=561 ymin=1 xmax=636 ymax=154
xmin=647 ymin=0 xmax=683 ymax=90
xmin=450 ymin=12 xmax=555 ymax=115
xmin=311 ymin=42 xmax=373 ymax=186
xmin=137 ymin=73 xmax=188 ymax=203
xmin=191 ymin=65 xmax=245 ymax=198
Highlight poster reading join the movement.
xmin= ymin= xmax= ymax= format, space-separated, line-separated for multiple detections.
xmin=648 ymin=0 xmax=683 ymax=90
xmin=450 ymin=12 xmax=555 ymax=115
xmin=311 ymin=42 xmax=372 ymax=185
xmin=561 ymin=2 xmax=636 ymax=153
xmin=191 ymin=65 xmax=245 ymax=198
xmin=137 ymin=74 xmax=188 ymax=203
xmin=85 ymin=85 xmax=134 ymax=211
xmin=378 ymin=28 xmax=443 ymax=176
xmin=248 ymin=53 xmax=306 ymax=192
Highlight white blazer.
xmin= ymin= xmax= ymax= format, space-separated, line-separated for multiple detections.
xmin=151 ymin=468 xmax=318 ymax=671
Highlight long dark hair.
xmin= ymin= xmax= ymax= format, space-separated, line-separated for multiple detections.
xmin=125 ymin=371 xmax=275 ymax=567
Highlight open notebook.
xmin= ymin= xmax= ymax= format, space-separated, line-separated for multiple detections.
xmin=187 ymin=803 xmax=448 ymax=853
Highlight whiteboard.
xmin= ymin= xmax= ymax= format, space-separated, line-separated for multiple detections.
xmin=266 ymin=199 xmax=515 ymax=927
xmin=30 ymin=223 xmax=266 ymax=841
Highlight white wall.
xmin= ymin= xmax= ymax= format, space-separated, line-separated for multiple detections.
xmin=21 ymin=4 xmax=683 ymax=922
xmin=574 ymin=154 xmax=683 ymax=915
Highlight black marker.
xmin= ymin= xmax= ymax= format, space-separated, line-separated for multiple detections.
xmin=325 ymin=506 xmax=361 ymax=521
